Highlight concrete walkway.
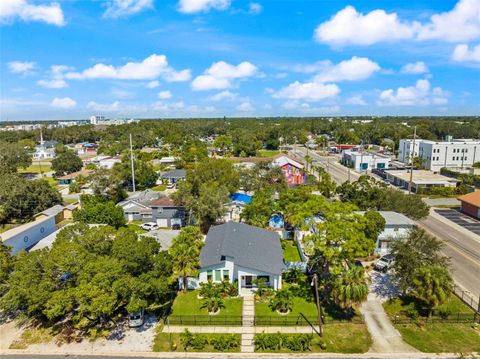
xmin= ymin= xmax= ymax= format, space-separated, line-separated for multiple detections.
xmin=360 ymin=272 xmax=417 ymax=353
xmin=241 ymin=295 xmax=255 ymax=353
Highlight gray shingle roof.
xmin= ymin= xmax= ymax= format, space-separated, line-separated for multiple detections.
xmin=200 ymin=222 xmax=285 ymax=275
xmin=160 ymin=169 xmax=186 ymax=179
xmin=36 ymin=205 xmax=65 ymax=217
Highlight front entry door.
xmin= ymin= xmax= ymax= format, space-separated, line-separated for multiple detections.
xmin=245 ymin=276 xmax=253 ymax=287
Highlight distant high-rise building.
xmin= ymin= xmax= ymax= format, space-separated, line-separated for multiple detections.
xmin=89 ymin=115 xmax=105 ymax=125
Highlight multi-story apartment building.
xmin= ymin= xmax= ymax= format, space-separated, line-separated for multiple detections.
xmin=399 ymin=137 xmax=480 ymax=172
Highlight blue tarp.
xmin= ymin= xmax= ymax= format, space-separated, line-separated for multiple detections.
xmin=229 ymin=192 xmax=253 ymax=204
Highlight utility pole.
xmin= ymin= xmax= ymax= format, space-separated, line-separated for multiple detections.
xmin=313 ymin=273 xmax=324 ymax=337
xmin=408 ymin=126 xmax=417 ymax=194
xmin=130 ymin=133 xmax=136 ymax=192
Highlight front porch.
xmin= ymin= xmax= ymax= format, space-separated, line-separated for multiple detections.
xmin=238 ymin=274 xmax=279 ymax=296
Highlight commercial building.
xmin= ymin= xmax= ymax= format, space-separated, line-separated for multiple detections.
xmin=399 ymin=138 xmax=480 ymax=172
xmin=272 ymin=155 xmax=306 ymax=185
xmin=341 ymin=150 xmax=391 ymax=172
xmin=458 ymin=191 xmax=480 ymax=219
xmin=385 ymin=169 xmax=458 ymax=193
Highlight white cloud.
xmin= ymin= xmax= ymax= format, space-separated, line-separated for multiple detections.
xmin=37 ymin=65 xmax=70 ymax=88
xmin=103 ymin=0 xmax=153 ymax=18
xmin=416 ymin=0 xmax=480 ymax=42
xmin=50 ymin=97 xmax=76 ymax=109
xmin=178 ymin=0 xmax=230 ymax=14
xmin=401 ymin=61 xmax=429 ymax=74
xmin=0 ymin=0 xmax=65 ymax=26
xmin=314 ymin=0 xmax=480 ymax=46
xmin=236 ymin=102 xmax=255 ymax=112
xmin=453 ymin=44 xmax=480 ymax=62
xmin=378 ymin=79 xmax=448 ymax=106
xmin=87 ymin=101 xmax=121 ymax=112
xmin=347 ymin=96 xmax=367 ymax=106
xmin=152 ymin=101 xmax=185 ymax=111
xmin=158 ymin=90 xmax=172 ymax=99
xmin=191 ymin=61 xmax=258 ymax=91
xmin=273 ymin=81 xmax=340 ymax=102
xmin=152 ymin=101 xmax=216 ymax=115
xmin=65 ymin=54 xmax=190 ymax=82
xmin=164 ymin=69 xmax=192 ymax=82
xmin=314 ymin=6 xmax=416 ymax=46
xmin=8 ymin=61 xmax=36 ymax=75
xmin=313 ymin=57 xmax=380 ymax=82
xmin=209 ymin=90 xmax=237 ymax=101
xmin=282 ymin=101 xmax=340 ymax=113
xmin=146 ymin=80 xmax=160 ymax=88
xmin=248 ymin=2 xmax=262 ymax=15
xmin=37 ymin=79 xmax=67 ymax=89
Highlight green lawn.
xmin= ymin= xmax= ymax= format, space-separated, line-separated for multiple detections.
xmin=256 ymin=149 xmax=281 ymax=157
xmin=125 ymin=222 xmax=148 ymax=234
xmin=151 ymin=184 xmax=167 ymax=192
xmin=18 ymin=163 xmax=52 ymax=174
xmin=281 ymin=239 xmax=301 ymax=262
xmin=256 ymin=293 xmax=318 ymax=319
xmin=170 ymin=290 xmax=243 ymax=317
xmin=395 ymin=323 xmax=480 ymax=353
xmin=153 ymin=332 xmax=241 ymax=352
xmin=255 ymin=324 xmax=371 ymax=353
xmin=384 ymin=295 xmax=480 ymax=353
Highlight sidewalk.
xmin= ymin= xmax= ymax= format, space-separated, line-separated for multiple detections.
xmin=241 ymin=295 xmax=255 ymax=353
xmin=162 ymin=325 xmax=315 ymax=334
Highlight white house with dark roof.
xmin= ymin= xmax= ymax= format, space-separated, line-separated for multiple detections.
xmin=198 ymin=222 xmax=285 ymax=295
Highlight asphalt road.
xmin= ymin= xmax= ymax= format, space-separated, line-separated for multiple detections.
xmin=294 ymin=147 xmax=480 ymax=304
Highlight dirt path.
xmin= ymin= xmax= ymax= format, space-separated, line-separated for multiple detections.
xmin=0 ymin=321 xmax=24 ymax=349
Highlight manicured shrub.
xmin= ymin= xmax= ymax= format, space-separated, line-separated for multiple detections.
xmin=210 ymin=334 xmax=240 ymax=351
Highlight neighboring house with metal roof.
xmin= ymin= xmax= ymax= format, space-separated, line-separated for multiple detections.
xmin=160 ymin=169 xmax=186 ymax=185
xmin=0 ymin=215 xmax=57 ymax=255
xmin=272 ymin=155 xmax=306 ymax=185
xmin=357 ymin=211 xmax=416 ymax=254
xmin=198 ymin=222 xmax=285 ymax=295
xmin=33 ymin=204 xmax=66 ymax=224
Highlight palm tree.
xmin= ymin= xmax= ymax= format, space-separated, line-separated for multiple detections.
xmin=169 ymin=226 xmax=203 ymax=291
xmin=411 ymin=265 xmax=453 ymax=318
xmin=199 ymin=281 xmax=220 ymax=299
xmin=332 ymin=266 xmax=369 ymax=318
xmin=201 ymin=297 xmax=225 ymax=314
xmin=269 ymin=289 xmax=293 ymax=314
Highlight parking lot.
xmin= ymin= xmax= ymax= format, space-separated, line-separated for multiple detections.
xmin=434 ymin=208 xmax=480 ymax=236
xmin=141 ymin=229 xmax=180 ymax=250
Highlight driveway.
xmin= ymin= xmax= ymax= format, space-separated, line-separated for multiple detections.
xmin=142 ymin=229 xmax=180 ymax=250
xmin=360 ymin=271 xmax=417 ymax=353
xmin=434 ymin=208 xmax=480 ymax=236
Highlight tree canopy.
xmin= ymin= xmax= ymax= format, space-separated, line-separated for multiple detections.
xmin=0 ymin=224 xmax=175 ymax=332
xmin=0 ymin=141 xmax=32 ymax=174
xmin=73 ymin=195 xmax=126 ymax=228
xmin=51 ymin=147 xmax=83 ymax=177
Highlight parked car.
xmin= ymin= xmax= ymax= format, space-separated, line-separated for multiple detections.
xmin=128 ymin=309 xmax=145 ymax=328
xmin=374 ymin=254 xmax=395 ymax=272
xmin=140 ymin=222 xmax=158 ymax=231
xmin=171 ymin=223 xmax=181 ymax=230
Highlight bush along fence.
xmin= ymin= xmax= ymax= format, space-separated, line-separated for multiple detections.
xmin=165 ymin=315 xmax=364 ymax=326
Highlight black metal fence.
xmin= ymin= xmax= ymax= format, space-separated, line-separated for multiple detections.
xmin=453 ymin=284 xmax=480 ymax=313
xmin=166 ymin=315 xmax=243 ymax=326
xmin=165 ymin=315 xmax=364 ymax=326
xmin=391 ymin=312 xmax=478 ymax=324
xmin=254 ymin=315 xmax=364 ymax=326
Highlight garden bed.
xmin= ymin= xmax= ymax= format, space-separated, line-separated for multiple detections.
xmin=153 ymin=332 xmax=240 ymax=352
xmin=254 ymin=324 xmax=371 ymax=353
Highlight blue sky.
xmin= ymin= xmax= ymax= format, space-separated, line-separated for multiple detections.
xmin=1 ymin=0 xmax=479 ymax=121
